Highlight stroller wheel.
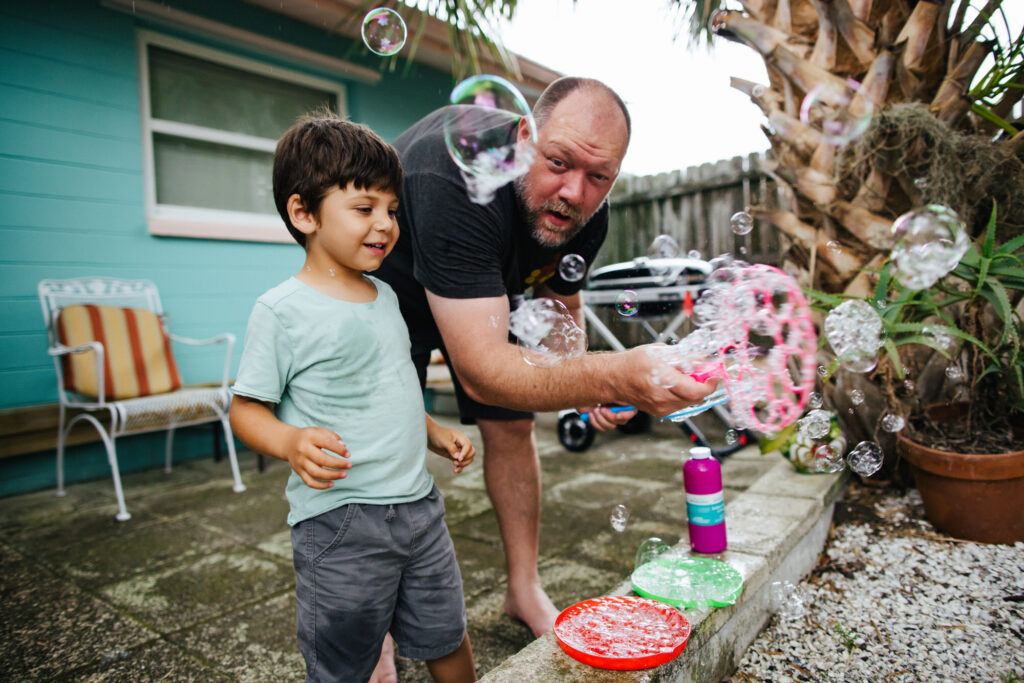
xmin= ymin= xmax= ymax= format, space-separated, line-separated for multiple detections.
xmin=558 ymin=411 xmax=595 ymax=452
xmin=615 ymin=411 xmax=651 ymax=435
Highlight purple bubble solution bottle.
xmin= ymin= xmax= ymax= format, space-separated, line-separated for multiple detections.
xmin=683 ymin=446 xmax=727 ymax=553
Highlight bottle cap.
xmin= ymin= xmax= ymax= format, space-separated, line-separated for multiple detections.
xmin=689 ymin=446 xmax=713 ymax=460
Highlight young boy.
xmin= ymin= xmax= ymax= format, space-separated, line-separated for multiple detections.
xmin=229 ymin=112 xmax=477 ymax=683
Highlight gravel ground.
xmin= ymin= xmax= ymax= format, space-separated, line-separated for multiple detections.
xmin=730 ymin=482 xmax=1024 ymax=682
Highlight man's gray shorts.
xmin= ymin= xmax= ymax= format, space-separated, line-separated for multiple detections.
xmin=291 ymin=485 xmax=467 ymax=682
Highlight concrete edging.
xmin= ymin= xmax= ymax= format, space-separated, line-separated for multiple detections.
xmin=479 ymin=456 xmax=848 ymax=682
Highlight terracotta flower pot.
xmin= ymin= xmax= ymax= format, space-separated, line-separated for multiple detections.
xmin=898 ymin=416 xmax=1024 ymax=544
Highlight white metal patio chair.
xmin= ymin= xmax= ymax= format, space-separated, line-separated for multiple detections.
xmin=38 ymin=276 xmax=245 ymax=521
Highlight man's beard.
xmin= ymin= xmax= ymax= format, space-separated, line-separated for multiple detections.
xmin=515 ymin=175 xmax=588 ymax=248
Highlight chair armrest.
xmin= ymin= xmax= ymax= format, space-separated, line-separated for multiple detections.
xmin=168 ymin=332 xmax=235 ymax=347
xmin=168 ymin=333 xmax=236 ymax=389
xmin=48 ymin=341 xmax=108 ymax=403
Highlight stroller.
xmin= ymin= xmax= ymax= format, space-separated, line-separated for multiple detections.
xmin=557 ymin=255 xmax=753 ymax=458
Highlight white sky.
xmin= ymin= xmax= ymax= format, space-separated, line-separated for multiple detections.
xmin=498 ymin=0 xmax=1024 ymax=178
xmin=498 ymin=0 xmax=772 ymax=177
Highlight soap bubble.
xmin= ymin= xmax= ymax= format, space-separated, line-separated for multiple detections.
xmin=687 ymin=249 xmax=702 ymax=259
xmin=725 ymin=429 xmax=738 ymax=446
xmin=444 ymin=75 xmax=537 ymax=205
xmin=616 ymin=290 xmax=640 ymax=317
xmin=913 ymin=177 xmax=929 ymax=190
xmin=508 ymin=298 xmax=586 ymax=368
xmin=807 ymin=392 xmax=823 ymax=410
xmin=824 ymin=299 xmax=883 ymax=373
xmin=810 ymin=442 xmax=845 ymax=473
xmin=849 ymin=389 xmax=865 ymax=406
xmin=818 ymin=364 xmax=829 ymax=377
xmin=647 ymin=234 xmax=679 ymax=259
xmin=945 ymin=365 xmax=963 ymax=382
xmin=826 ymin=240 xmax=842 ymax=255
xmin=923 ymin=325 xmax=957 ymax=355
xmin=799 ymin=79 xmax=873 ymax=145
xmin=770 ymin=580 xmax=808 ymax=619
xmin=559 ymin=254 xmax=586 ymax=282
xmin=797 ymin=409 xmax=833 ymax=439
xmin=890 ymin=205 xmax=969 ymax=290
xmin=730 ymin=211 xmax=754 ymax=235
xmin=610 ymin=504 xmax=629 ymax=532
xmin=361 ymin=8 xmax=407 ymax=56
xmin=847 ymin=441 xmax=883 ymax=476
xmin=635 ymin=537 xmax=670 ymax=569
xmin=880 ymin=413 xmax=905 ymax=432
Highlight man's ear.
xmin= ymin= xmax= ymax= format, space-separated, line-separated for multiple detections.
xmin=287 ymin=194 xmax=318 ymax=237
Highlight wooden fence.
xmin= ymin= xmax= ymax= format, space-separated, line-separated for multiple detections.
xmin=599 ymin=151 xmax=783 ymax=269
xmin=586 ymin=151 xmax=786 ymax=350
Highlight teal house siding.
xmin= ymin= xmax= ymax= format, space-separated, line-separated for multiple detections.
xmin=0 ymin=0 xmax=454 ymax=496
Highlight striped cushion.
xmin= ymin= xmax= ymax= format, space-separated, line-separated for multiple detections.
xmin=56 ymin=304 xmax=182 ymax=399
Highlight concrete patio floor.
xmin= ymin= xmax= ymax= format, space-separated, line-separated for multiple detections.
xmin=0 ymin=407 xmax=836 ymax=681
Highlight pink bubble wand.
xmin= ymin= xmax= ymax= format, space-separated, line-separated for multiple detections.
xmin=651 ymin=264 xmax=818 ymax=432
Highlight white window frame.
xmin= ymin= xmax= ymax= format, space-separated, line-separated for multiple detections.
xmin=137 ymin=30 xmax=347 ymax=243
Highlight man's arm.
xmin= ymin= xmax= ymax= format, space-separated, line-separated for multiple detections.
xmin=426 ymin=290 xmax=716 ymax=416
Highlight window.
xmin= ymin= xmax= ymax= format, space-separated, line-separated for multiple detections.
xmin=138 ymin=32 xmax=346 ymax=242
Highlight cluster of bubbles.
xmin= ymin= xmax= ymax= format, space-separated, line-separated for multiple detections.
xmin=797 ymin=409 xmax=833 ymax=439
xmin=361 ymin=8 xmax=407 ymax=56
xmin=507 ymin=298 xmax=587 ymax=368
xmin=789 ymin=406 xmax=884 ymax=476
xmin=638 ymin=260 xmax=818 ymax=430
xmin=443 ymin=75 xmax=537 ymax=205
xmin=554 ymin=596 xmax=685 ymax=658
xmin=889 ymin=205 xmax=970 ymax=290
xmin=824 ymin=299 xmax=884 ymax=373
xmin=798 ymin=79 xmax=873 ymax=146
xmin=610 ymin=504 xmax=629 ymax=532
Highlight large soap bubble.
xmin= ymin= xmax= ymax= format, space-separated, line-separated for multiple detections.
xmin=508 ymin=298 xmax=587 ymax=368
xmin=443 ymin=75 xmax=537 ymax=205
xmin=361 ymin=8 xmax=407 ymax=56
xmin=824 ymin=300 xmax=884 ymax=373
xmin=890 ymin=205 xmax=969 ymax=290
xmin=799 ymin=79 xmax=873 ymax=145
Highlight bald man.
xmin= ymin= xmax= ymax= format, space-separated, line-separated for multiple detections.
xmin=375 ymin=77 xmax=715 ymax=654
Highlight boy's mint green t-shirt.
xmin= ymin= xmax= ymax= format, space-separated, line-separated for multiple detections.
xmin=233 ymin=276 xmax=433 ymax=526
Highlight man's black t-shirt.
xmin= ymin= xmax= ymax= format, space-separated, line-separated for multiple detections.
xmin=374 ymin=107 xmax=609 ymax=354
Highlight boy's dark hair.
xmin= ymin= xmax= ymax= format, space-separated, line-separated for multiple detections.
xmin=273 ymin=109 xmax=403 ymax=247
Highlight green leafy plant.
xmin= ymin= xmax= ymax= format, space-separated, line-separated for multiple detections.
xmin=809 ymin=203 xmax=1024 ymax=453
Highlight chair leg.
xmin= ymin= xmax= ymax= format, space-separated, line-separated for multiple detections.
xmin=70 ymin=413 xmax=131 ymax=521
xmin=56 ymin=405 xmax=68 ymax=497
xmin=165 ymin=425 xmax=177 ymax=473
xmin=219 ymin=414 xmax=246 ymax=493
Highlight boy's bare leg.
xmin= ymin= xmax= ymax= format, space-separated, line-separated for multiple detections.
xmin=369 ymin=633 xmax=397 ymax=683
xmin=425 ymin=632 xmax=476 ymax=682
xmin=477 ymin=418 xmax=559 ymax=637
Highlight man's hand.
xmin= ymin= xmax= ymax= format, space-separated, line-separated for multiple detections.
xmin=615 ymin=344 xmax=721 ymax=417
xmin=283 ymin=426 xmax=352 ymax=490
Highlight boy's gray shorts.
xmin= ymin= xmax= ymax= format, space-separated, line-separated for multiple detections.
xmin=291 ymin=485 xmax=467 ymax=682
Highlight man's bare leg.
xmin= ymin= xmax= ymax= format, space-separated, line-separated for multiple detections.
xmin=477 ymin=417 xmax=558 ymax=637
xmin=369 ymin=632 xmax=398 ymax=683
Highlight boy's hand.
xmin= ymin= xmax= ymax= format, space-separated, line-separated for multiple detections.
xmin=285 ymin=426 xmax=352 ymax=489
xmin=427 ymin=424 xmax=476 ymax=473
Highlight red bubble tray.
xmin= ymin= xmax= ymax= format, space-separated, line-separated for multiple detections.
xmin=553 ymin=595 xmax=692 ymax=670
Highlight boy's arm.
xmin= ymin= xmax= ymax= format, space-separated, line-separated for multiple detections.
xmin=425 ymin=414 xmax=476 ymax=473
xmin=229 ymin=394 xmax=351 ymax=489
